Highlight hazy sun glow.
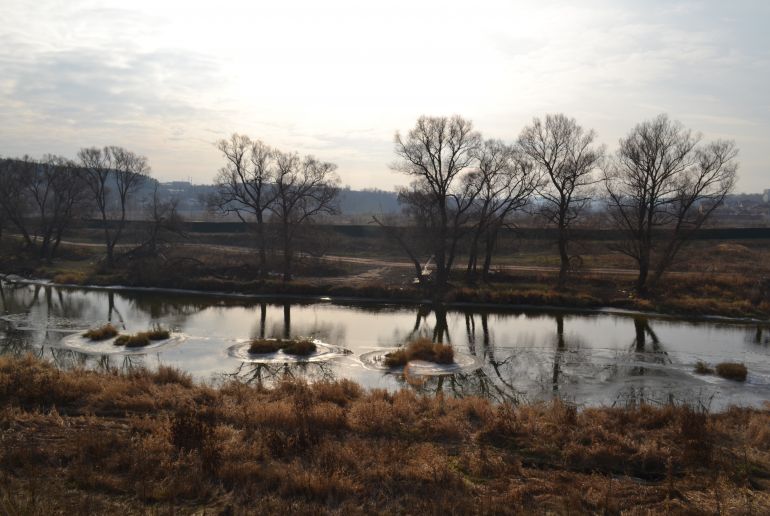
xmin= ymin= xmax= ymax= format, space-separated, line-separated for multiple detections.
xmin=1 ymin=0 xmax=768 ymax=190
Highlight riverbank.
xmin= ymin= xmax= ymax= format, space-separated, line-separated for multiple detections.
xmin=1 ymin=240 xmax=769 ymax=320
xmin=1 ymin=355 xmax=769 ymax=513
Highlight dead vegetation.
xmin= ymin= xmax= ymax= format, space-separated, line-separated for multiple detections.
xmin=384 ymin=337 xmax=455 ymax=368
xmin=113 ymin=326 xmax=170 ymax=348
xmin=1 ymin=355 xmax=770 ymax=514
xmin=716 ymin=362 xmax=748 ymax=382
xmin=248 ymin=338 xmax=317 ymax=356
xmin=83 ymin=324 xmax=119 ymax=341
xmin=694 ymin=361 xmax=714 ymax=375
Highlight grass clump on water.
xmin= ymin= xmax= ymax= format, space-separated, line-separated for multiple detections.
xmin=384 ymin=337 xmax=454 ymax=368
xmin=248 ymin=338 xmax=317 ymax=356
xmin=83 ymin=324 xmax=119 ymax=341
xmin=114 ymin=325 xmax=171 ymax=348
xmin=715 ymin=362 xmax=748 ymax=381
xmin=694 ymin=361 xmax=714 ymax=375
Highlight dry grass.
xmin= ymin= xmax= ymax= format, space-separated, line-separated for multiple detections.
xmin=716 ymin=362 xmax=748 ymax=381
xmin=1 ymin=355 xmax=770 ymax=513
xmin=83 ymin=324 xmax=118 ymax=341
xmin=694 ymin=361 xmax=714 ymax=375
xmin=114 ymin=326 xmax=170 ymax=348
xmin=248 ymin=338 xmax=317 ymax=356
xmin=384 ymin=337 xmax=455 ymax=368
xmin=114 ymin=333 xmax=151 ymax=348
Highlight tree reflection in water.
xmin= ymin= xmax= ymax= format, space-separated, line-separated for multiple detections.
xmin=629 ymin=316 xmax=670 ymax=375
xmin=225 ymin=360 xmax=337 ymax=388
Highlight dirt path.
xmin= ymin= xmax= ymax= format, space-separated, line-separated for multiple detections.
xmin=16 ymin=235 xmax=734 ymax=279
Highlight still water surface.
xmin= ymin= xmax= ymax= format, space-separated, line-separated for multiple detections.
xmin=2 ymin=280 xmax=769 ymax=410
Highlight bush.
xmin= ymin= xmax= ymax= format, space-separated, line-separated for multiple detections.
xmin=694 ymin=361 xmax=714 ymax=375
xmin=114 ymin=334 xmax=151 ymax=348
xmin=83 ymin=324 xmax=118 ymax=341
xmin=384 ymin=338 xmax=454 ymax=368
xmin=248 ymin=338 xmax=317 ymax=356
xmin=715 ymin=362 xmax=748 ymax=381
xmin=144 ymin=325 xmax=170 ymax=341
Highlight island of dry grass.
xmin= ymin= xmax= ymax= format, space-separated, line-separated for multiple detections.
xmin=715 ymin=362 xmax=748 ymax=381
xmin=1 ymin=355 xmax=770 ymax=514
xmin=114 ymin=326 xmax=171 ymax=348
xmin=248 ymin=337 xmax=317 ymax=356
xmin=83 ymin=323 xmax=119 ymax=341
xmin=384 ymin=337 xmax=454 ymax=368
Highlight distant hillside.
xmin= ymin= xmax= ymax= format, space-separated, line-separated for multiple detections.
xmin=148 ymin=181 xmax=401 ymax=219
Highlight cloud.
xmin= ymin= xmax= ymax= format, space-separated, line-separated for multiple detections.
xmin=0 ymin=0 xmax=768 ymax=191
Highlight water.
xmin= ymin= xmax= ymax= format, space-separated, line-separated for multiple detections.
xmin=2 ymin=279 xmax=769 ymax=410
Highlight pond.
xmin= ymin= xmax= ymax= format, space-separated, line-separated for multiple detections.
xmin=2 ymin=279 xmax=769 ymax=410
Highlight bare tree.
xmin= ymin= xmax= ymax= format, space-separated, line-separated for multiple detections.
xmin=0 ymin=156 xmax=88 ymax=259
xmin=392 ymin=115 xmax=482 ymax=291
xmin=78 ymin=146 xmax=149 ymax=267
xmin=0 ymin=157 xmax=35 ymax=247
xmin=465 ymin=140 xmax=540 ymax=283
xmin=142 ymin=183 xmax=185 ymax=256
xmin=31 ymin=155 xmax=90 ymax=260
xmin=269 ymin=150 xmax=340 ymax=281
xmin=213 ymin=134 xmax=277 ymax=277
xmin=604 ymin=114 xmax=738 ymax=294
xmin=518 ymin=114 xmax=603 ymax=288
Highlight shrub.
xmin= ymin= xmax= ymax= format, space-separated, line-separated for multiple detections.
xmin=83 ymin=324 xmax=118 ymax=341
xmin=694 ymin=361 xmax=714 ymax=375
xmin=114 ymin=334 xmax=151 ymax=348
xmin=145 ymin=325 xmax=170 ymax=341
xmin=248 ymin=338 xmax=317 ymax=356
xmin=384 ymin=338 xmax=454 ymax=368
xmin=283 ymin=339 xmax=317 ymax=356
xmin=715 ymin=362 xmax=748 ymax=381
xmin=113 ymin=325 xmax=170 ymax=348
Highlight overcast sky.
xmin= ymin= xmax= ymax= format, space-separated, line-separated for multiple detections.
xmin=1 ymin=0 xmax=768 ymax=192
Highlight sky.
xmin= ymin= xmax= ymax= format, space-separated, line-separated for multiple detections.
xmin=1 ymin=0 xmax=768 ymax=192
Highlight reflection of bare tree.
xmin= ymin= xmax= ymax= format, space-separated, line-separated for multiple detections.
xmin=612 ymin=385 xmax=714 ymax=411
xmin=749 ymin=325 xmax=770 ymax=346
xmin=433 ymin=305 xmax=450 ymax=343
xmin=107 ymin=292 xmax=126 ymax=330
xmin=283 ymin=303 xmax=291 ymax=339
xmin=552 ymin=314 xmax=565 ymax=393
xmin=0 ymin=326 xmax=37 ymax=355
xmin=259 ymin=303 xmax=267 ymax=339
xmin=393 ymin=367 xmax=521 ymax=404
xmin=629 ymin=316 xmax=669 ymax=376
xmin=224 ymin=360 xmax=337 ymax=388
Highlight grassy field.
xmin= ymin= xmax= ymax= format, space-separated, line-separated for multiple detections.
xmin=2 ymin=231 xmax=770 ymax=319
xmin=2 ymin=355 xmax=770 ymax=514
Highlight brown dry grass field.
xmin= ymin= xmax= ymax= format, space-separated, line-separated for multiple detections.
xmin=2 ymin=355 xmax=770 ymax=514
xmin=3 ymin=233 xmax=770 ymax=319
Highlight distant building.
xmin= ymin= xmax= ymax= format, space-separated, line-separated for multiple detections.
xmin=764 ymin=189 xmax=770 ymax=204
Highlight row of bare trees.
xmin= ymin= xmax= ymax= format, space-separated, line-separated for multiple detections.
xmin=386 ymin=113 xmax=738 ymax=295
xmin=0 ymin=147 xmax=174 ymax=266
xmin=212 ymin=134 xmax=341 ymax=281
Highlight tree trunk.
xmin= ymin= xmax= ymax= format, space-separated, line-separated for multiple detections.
xmin=557 ymin=227 xmax=569 ymax=289
xmin=465 ymin=228 xmax=482 ymax=284
xmin=281 ymin=222 xmax=292 ymax=282
xmin=482 ymin=223 xmax=501 ymax=282
xmin=256 ymin=213 xmax=267 ymax=279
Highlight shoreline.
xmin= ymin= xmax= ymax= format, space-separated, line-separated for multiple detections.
xmin=2 ymin=272 xmax=768 ymax=325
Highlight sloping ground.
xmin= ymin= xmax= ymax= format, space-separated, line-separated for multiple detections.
xmin=1 ymin=355 xmax=770 ymax=514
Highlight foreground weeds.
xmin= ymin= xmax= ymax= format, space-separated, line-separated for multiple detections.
xmin=1 ymin=355 xmax=770 ymax=514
